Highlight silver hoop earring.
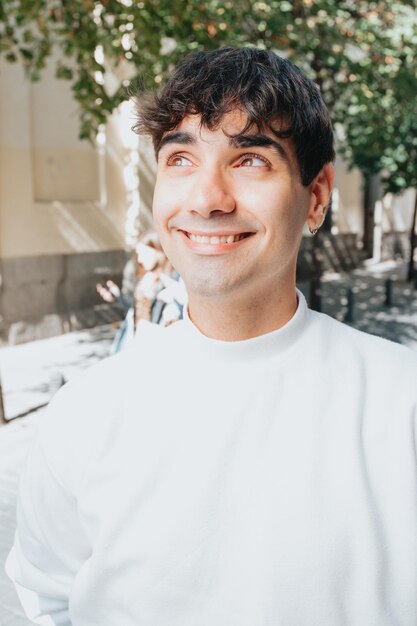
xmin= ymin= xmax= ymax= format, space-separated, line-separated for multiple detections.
xmin=309 ymin=226 xmax=319 ymax=235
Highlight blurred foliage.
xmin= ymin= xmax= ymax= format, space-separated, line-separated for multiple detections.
xmin=1 ymin=0 xmax=416 ymax=193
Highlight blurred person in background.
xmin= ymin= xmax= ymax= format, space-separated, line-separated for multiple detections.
xmin=96 ymin=231 xmax=186 ymax=353
xmin=5 ymin=47 xmax=417 ymax=626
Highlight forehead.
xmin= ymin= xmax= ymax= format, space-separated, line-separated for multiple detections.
xmin=169 ymin=111 xmax=277 ymax=144
xmin=177 ymin=110 xmax=251 ymax=137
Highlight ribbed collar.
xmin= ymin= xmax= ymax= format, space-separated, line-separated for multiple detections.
xmin=169 ymin=287 xmax=310 ymax=363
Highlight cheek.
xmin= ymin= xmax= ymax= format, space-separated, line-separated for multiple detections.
xmin=153 ymin=177 xmax=188 ymax=222
xmin=152 ymin=180 xmax=167 ymax=214
xmin=251 ymin=195 xmax=292 ymax=233
xmin=260 ymin=199 xmax=305 ymax=251
xmin=238 ymin=180 xmax=292 ymax=213
xmin=152 ymin=184 xmax=174 ymax=232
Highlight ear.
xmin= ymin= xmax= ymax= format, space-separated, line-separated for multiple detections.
xmin=306 ymin=163 xmax=335 ymax=232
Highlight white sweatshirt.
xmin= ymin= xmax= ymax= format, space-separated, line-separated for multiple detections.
xmin=5 ymin=288 xmax=417 ymax=626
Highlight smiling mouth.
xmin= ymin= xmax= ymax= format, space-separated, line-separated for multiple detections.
xmin=180 ymin=231 xmax=253 ymax=245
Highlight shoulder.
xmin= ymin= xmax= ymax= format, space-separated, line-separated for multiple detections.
xmin=308 ymin=309 xmax=417 ymax=381
xmin=33 ymin=351 xmax=124 ymax=489
xmin=48 ymin=320 xmax=169 ymax=405
xmin=35 ymin=330 xmax=162 ymax=495
xmin=46 ymin=347 xmax=133 ymax=412
xmin=36 ymin=320 xmax=173 ymax=454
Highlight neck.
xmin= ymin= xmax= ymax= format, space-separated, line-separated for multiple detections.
xmin=186 ymin=280 xmax=298 ymax=342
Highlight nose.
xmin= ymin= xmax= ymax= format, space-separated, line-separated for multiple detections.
xmin=189 ymin=167 xmax=236 ymax=218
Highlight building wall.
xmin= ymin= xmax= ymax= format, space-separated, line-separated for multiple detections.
xmin=332 ymin=155 xmax=416 ymax=239
xmin=333 ymin=156 xmax=364 ymax=234
xmin=0 ymin=56 xmax=150 ymax=341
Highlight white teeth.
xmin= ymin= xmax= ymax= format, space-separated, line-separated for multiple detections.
xmin=187 ymin=233 xmax=247 ymax=244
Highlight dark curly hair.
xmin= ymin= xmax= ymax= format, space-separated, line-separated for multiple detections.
xmin=133 ymin=47 xmax=335 ymax=186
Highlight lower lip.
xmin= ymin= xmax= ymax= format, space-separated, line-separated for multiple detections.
xmin=178 ymin=231 xmax=255 ymax=255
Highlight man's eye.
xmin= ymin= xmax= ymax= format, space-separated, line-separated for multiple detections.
xmin=238 ymin=154 xmax=269 ymax=167
xmin=167 ymin=154 xmax=192 ymax=167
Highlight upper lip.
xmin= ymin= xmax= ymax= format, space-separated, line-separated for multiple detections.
xmin=178 ymin=229 xmax=253 ymax=236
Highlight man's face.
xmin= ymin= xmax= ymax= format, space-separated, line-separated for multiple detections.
xmin=152 ymin=111 xmax=311 ymax=304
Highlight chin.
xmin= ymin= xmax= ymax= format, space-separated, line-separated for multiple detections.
xmin=183 ymin=277 xmax=226 ymax=298
xmin=181 ymin=269 xmax=250 ymax=300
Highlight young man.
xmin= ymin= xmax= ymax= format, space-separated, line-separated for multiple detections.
xmin=6 ymin=47 xmax=417 ymax=626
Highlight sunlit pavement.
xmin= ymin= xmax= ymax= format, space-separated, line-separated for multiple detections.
xmin=1 ymin=261 xmax=416 ymax=623
xmin=299 ymin=259 xmax=417 ymax=352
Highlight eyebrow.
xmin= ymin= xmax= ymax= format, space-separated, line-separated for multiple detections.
xmin=157 ymin=131 xmax=290 ymax=165
xmin=229 ymin=134 xmax=290 ymax=164
xmin=157 ymin=132 xmax=195 ymax=155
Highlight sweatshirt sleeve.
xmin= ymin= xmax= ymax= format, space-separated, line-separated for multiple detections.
xmin=4 ymin=381 xmax=93 ymax=626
